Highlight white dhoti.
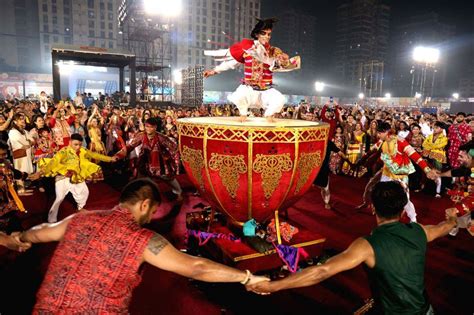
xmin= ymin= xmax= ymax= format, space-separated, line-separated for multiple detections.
xmin=380 ymin=175 xmax=417 ymax=223
xmin=228 ymin=85 xmax=286 ymax=117
xmin=48 ymin=177 xmax=89 ymax=223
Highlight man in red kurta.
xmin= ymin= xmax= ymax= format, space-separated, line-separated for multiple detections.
xmin=17 ymin=178 xmax=269 ymax=313
xmin=117 ymin=118 xmax=183 ymax=201
xmin=448 ymin=112 xmax=472 ymax=168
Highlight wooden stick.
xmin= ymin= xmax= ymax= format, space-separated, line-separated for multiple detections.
xmin=275 ymin=210 xmax=282 ymax=245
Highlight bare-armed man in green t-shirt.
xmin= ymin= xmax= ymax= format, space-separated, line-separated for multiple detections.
xmin=246 ymin=181 xmax=460 ymax=314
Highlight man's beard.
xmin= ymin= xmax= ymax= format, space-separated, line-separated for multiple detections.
xmin=456 ymin=118 xmax=464 ymax=123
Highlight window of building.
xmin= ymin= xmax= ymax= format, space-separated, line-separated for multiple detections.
xmin=100 ymin=2 xmax=105 ymax=10
xmin=43 ymin=35 xmax=49 ymax=43
xmin=108 ymin=13 xmax=113 ymax=20
xmin=100 ymin=12 xmax=105 ymax=19
xmin=52 ymin=5 xmax=57 ymax=13
xmin=42 ymin=3 xmax=47 ymax=12
xmin=53 ymin=36 xmax=58 ymax=43
xmin=88 ymin=0 xmax=94 ymax=9
xmin=64 ymin=7 xmax=70 ymax=15
xmin=109 ymin=41 xmax=114 ymax=48
xmin=101 ymin=22 xmax=105 ymax=29
xmin=43 ymin=24 xmax=49 ymax=32
xmin=101 ymin=31 xmax=105 ymax=38
xmin=89 ymin=30 xmax=95 ymax=37
xmin=88 ymin=10 xmax=94 ymax=18
xmin=90 ymin=40 xmax=95 ymax=46
xmin=65 ymin=37 xmax=72 ymax=44
xmin=43 ymin=15 xmax=48 ymax=23
xmin=212 ymin=3 xmax=216 ymax=9
xmin=107 ymin=2 xmax=113 ymax=11
xmin=52 ymin=16 xmax=57 ymax=25
xmin=89 ymin=20 xmax=94 ymax=28
xmin=108 ymin=32 xmax=113 ymax=39
xmin=108 ymin=22 xmax=113 ymax=29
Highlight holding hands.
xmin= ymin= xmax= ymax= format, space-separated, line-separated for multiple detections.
xmin=1 ymin=232 xmax=31 ymax=252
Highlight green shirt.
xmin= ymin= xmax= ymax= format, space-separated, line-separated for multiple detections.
xmin=364 ymin=222 xmax=430 ymax=314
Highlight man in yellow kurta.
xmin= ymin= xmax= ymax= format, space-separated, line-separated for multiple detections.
xmin=37 ymin=133 xmax=118 ymax=222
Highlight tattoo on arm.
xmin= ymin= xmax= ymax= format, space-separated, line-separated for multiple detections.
xmin=147 ymin=233 xmax=169 ymax=255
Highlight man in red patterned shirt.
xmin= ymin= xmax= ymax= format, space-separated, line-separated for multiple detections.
xmin=203 ymin=18 xmax=300 ymax=122
xmin=448 ymin=112 xmax=472 ymax=168
xmin=17 ymin=178 xmax=268 ymax=313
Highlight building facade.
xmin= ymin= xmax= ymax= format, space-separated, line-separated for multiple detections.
xmin=271 ymin=9 xmax=317 ymax=82
xmin=174 ymin=0 xmax=260 ymax=70
xmin=0 ymin=0 xmax=41 ymax=72
xmin=38 ymin=0 xmax=120 ymax=71
xmin=335 ymin=0 xmax=390 ymax=96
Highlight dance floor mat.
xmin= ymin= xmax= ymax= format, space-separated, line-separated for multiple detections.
xmin=0 ymin=174 xmax=472 ymax=314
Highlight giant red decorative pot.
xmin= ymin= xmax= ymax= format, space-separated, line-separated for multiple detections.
xmin=178 ymin=117 xmax=329 ymax=224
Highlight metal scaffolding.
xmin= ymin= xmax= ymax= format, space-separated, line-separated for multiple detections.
xmin=118 ymin=0 xmax=173 ymax=103
xmin=358 ymin=60 xmax=384 ymax=97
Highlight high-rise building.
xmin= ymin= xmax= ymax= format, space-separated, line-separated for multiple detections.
xmin=174 ymin=0 xmax=260 ymax=70
xmin=271 ymin=9 xmax=317 ymax=79
xmin=0 ymin=0 xmax=40 ymax=72
xmin=335 ymin=0 xmax=390 ymax=96
xmin=38 ymin=0 xmax=120 ymax=71
xmin=390 ymin=12 xmax=455 ymax=97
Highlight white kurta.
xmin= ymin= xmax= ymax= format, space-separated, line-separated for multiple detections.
xmin=8 ymin=128 xmax=34 ymax=174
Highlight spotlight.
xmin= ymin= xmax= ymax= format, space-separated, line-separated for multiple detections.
xmin=144 ymin=0 xmax=182 ymax=17
xmin=314 ymin=81 xmax=325 ymax=92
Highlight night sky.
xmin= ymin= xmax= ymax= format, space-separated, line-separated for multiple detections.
xmin=261 ymin=0 xmax=474 ymax=88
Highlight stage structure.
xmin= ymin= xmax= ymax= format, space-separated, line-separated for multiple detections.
xmin=118 ymin=0 xmax=173 ymax=103
xmin=51 ymin=45 xmax=136 ymax=105
xmin=181 ymin=66 xmax=204 ymax=107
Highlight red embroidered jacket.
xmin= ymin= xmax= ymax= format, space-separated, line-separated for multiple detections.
xmin=33 ymin=207 xmax=154 ymax=314
xmin=229 ymin=39 xmax=285 ymax=90
xmin=118 ymin=131 xmax=180 ymax=178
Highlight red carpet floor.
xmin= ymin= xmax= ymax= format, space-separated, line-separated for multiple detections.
xmin=0 ymin=174 xmax=472 ymax=314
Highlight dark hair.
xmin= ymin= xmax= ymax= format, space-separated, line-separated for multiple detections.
xmin=32 ymin=114 xmax=44 ymax=124
xmin=0 ymin=140 xmax=9 ymax=151
xmin=456 ymin=112 xmax=466 ymax=117
xmin=119 ymin=178 xmax=161 ymax=206
xmin=434 ymin=121 xmax=445 ymax=129
xmin=371 ymin=181 xmax=408 ymax=219
xmin=250 ymin=17 xmax=278 ymax=39
xmin=145 ymin=117 xmax=158 ymax=126
xmin=70 ymin=133 xmax=83 ymax=142
xmin=459 ymin=140 xmax=474 ymax=152
xmin=410 ymin=123 xmax=421 ymax=130
xmin=38 ymin=127 xmax=50 ymax=134
xmin=376 ymin=121 xmax=391 ymax=132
